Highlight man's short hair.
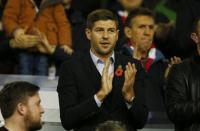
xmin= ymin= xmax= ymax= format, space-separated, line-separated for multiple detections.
xmin=192 ymin=17 xmax=200 ymax=33
xmin=95 ymin=120 xmax=127 ymax=131
xmin=0 ymin=81 xmax=40 ymax=119
xmin=125 ymin=8 xmax=155 ymax=27
xmin=86 ymin=9 xmax=118 ymax=29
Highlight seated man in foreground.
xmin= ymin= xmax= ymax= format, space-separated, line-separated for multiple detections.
xmin=0 ymin=81 xmax=44 ymax=131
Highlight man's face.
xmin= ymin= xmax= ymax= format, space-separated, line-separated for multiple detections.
xmin=86 ymin=20 xmax=119 ymax=58
xmin=119 ymin=0 xmax=143 ymax=11
xmin=191 ymin=20 xmax=200 ymax=54
xmin=125 ymin=15 xmax=155 ymax=52
xmin=24 ymin=93 xmax=44 ymax=131
xmin=195 ymin=21 xmax=200 ymax=44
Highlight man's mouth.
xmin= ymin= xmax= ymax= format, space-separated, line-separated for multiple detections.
xmin=100 ymin=42 xmax=110 ymax=48
xmin=100 ymin=42 xmax=109 ymax=45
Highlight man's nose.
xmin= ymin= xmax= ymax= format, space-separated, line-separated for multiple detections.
xmin=41 ymin=105 xmax=45 ymax=114
xmin=102 ymin=31 xmax=109 ymax=39
xmin=144 ymin=27 xmax=151 ymax=35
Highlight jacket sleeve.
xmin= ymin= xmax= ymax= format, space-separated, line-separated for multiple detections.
xmin=127 ymin=59 xmax=149 ymax=129
xmin=166 ymin=64 xmax=199 ymax=126
xmin=53 ymin=4 xmax=72 ymax=47
xmin=2 ymin=0 xmax=21 ymax=37
xmin=57 ymin=60 xmax=99 ymax=130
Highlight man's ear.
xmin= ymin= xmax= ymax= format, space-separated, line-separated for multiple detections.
xmin=191 ymin=33 xmax=199 ymax=44
xmin=124 ymin=27 xmax=132 ymax=39
xmin=85 ymin=28 xmax=91 ymax=40
xmin=16 ymin=103 xmax=26 ymax=116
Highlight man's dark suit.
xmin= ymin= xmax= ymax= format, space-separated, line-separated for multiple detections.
xmin=57 ymin=51 xmax=148 ymax=131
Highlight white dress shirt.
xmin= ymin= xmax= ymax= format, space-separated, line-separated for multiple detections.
xmin=90 ymin=50 xmax=133 ymax=109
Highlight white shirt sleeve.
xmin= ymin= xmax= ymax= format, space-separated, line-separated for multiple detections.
xmin=94 ymin=95 xmax=102 ymax=107
xmin=125 ymin=97 xmax=135 ymax=109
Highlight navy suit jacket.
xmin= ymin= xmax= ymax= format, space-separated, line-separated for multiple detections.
xmin=57 ymin=51 xmax=148 ymax=131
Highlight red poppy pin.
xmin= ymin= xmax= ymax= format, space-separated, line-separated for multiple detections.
xmin=115 ymin=65 xmax=123 ymax=77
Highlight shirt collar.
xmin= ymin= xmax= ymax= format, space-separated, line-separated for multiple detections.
xmin=90 ymin=50 xmax=115 ymax=66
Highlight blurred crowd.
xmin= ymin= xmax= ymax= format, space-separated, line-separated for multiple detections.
xmin=0 ymin=0 xmax=200 ymax=130
xmin=0 ymin=0 xmax=199 ymax=75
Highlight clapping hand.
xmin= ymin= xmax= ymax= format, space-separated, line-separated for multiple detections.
xmin=96 ymin=60 xmax=114 ymax=102
xmin=13 ymin=27 xmax=40 ymax=48
xmin=122 ymin=62 xmax=137 ymax=102
xmin=33 ymin=28 xmax=56 ymax=54
xmin=165 ymin=56 xmax=182 ymax=78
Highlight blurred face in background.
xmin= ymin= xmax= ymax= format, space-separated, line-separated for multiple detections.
xmin=118 ymin=0 xmax=143 ymax=11
xmin=191 ymin=20 xmax=200 ymax=54
xmin=125 ymin=15 xmax=155 ymax=52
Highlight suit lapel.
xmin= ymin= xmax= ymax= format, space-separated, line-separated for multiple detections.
xmin=112 ymin=54 xmax=126 ymax=108
xmin=103 ymin=53 xmax=126 ymax=111
xmin=81 ymin=52 xmax=126 ymax=110
xmin=82 ymin=52 xmax=101 ymax=92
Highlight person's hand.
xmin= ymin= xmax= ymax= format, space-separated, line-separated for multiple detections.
xmin=96 ymin=60 xmax=114 ymax=102
xmin=61 ymin=45 xmax=73 ymax=55
xmin=122 ymin=62 xmax=137 ymax=102
xmin=37 ymin=42 xmax=56 ymax=54
xmin=33 ymin=28 xmax=56 ymax=54
xmin=13 ymin=27 xmax=40 ymax=48
xmin=37 ymin=33 xmax=56 ymax=54
xmin=169 ymin=56 xmax=182 ymax=66
xmin=165 ymin=56 xmax=182 ymax=78
xmin=9 ymin=38 xmax=37 ymax=49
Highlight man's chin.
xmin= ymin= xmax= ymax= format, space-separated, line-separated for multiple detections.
xmin=99 ymin=50 xmax=113 ymax=56
xmin=29 ymin=122 xmax=43 ymax=131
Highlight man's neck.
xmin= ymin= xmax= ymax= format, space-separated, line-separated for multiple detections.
xmin=90 ymin=49 xmax=114 ymax=62
xmin=4 ymin=118 xmax=27 ymax=131
xmin=133 ymin=48 xmax=148 ymax=60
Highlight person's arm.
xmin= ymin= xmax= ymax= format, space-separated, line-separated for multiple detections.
xmin=2 ymin=0 xmax=21 ymax=37
xmin=57 ymin=60 xmax=100 ymax=130
xmin=35 ymin=31 xmax=71 ymax=63
xmin=166 ymin=63 xmax=200 ymax=125
xmin=126 ymin=59 xmax=149 ymax=129
xmin=54 ymin=4 xmax=72 ymax=51
xmin=3 ymin=1 xmax=40 ymax=48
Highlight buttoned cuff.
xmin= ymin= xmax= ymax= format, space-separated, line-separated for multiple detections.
xmin=125 ymin=96 xmax=135 ymax=109
xmin=94 ymin=95 xmax=102 ymax=107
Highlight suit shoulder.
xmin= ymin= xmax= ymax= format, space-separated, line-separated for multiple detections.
xmin=61 ymin=51 xmax=85 ymax=67
xmin=116 ymin=53 xmax=141 ymax=66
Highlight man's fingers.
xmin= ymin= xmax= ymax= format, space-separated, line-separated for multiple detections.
xmin=174 ymin=56 xmax=181 ymax=63
xmin=108 ymin=72 xmax=114 ymax=84
xmin=25 ymin=35 xmax=40 ymax=41
xmin=132 ymin=63 xmax=137 ymax=74
xmin=125 ymin=64 xmax=132 ymax=77
xmin=170 ymin=56 xmax=182 ymax=65
xmin=125 ymin=62 xmax=137 ymax=77
xmin=102 ymin=60 xmax=111 ymax=76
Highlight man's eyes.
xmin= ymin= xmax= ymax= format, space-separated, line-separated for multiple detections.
xmin=94 ymin=29 xmax=116 ymax=33
xmin=108 ymin=29 xmax=116 ymax=33
xmin=139 ymin=25 xmax=154 ymax=29
xmin=95 ymin=29 xmax=103 ymax=32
